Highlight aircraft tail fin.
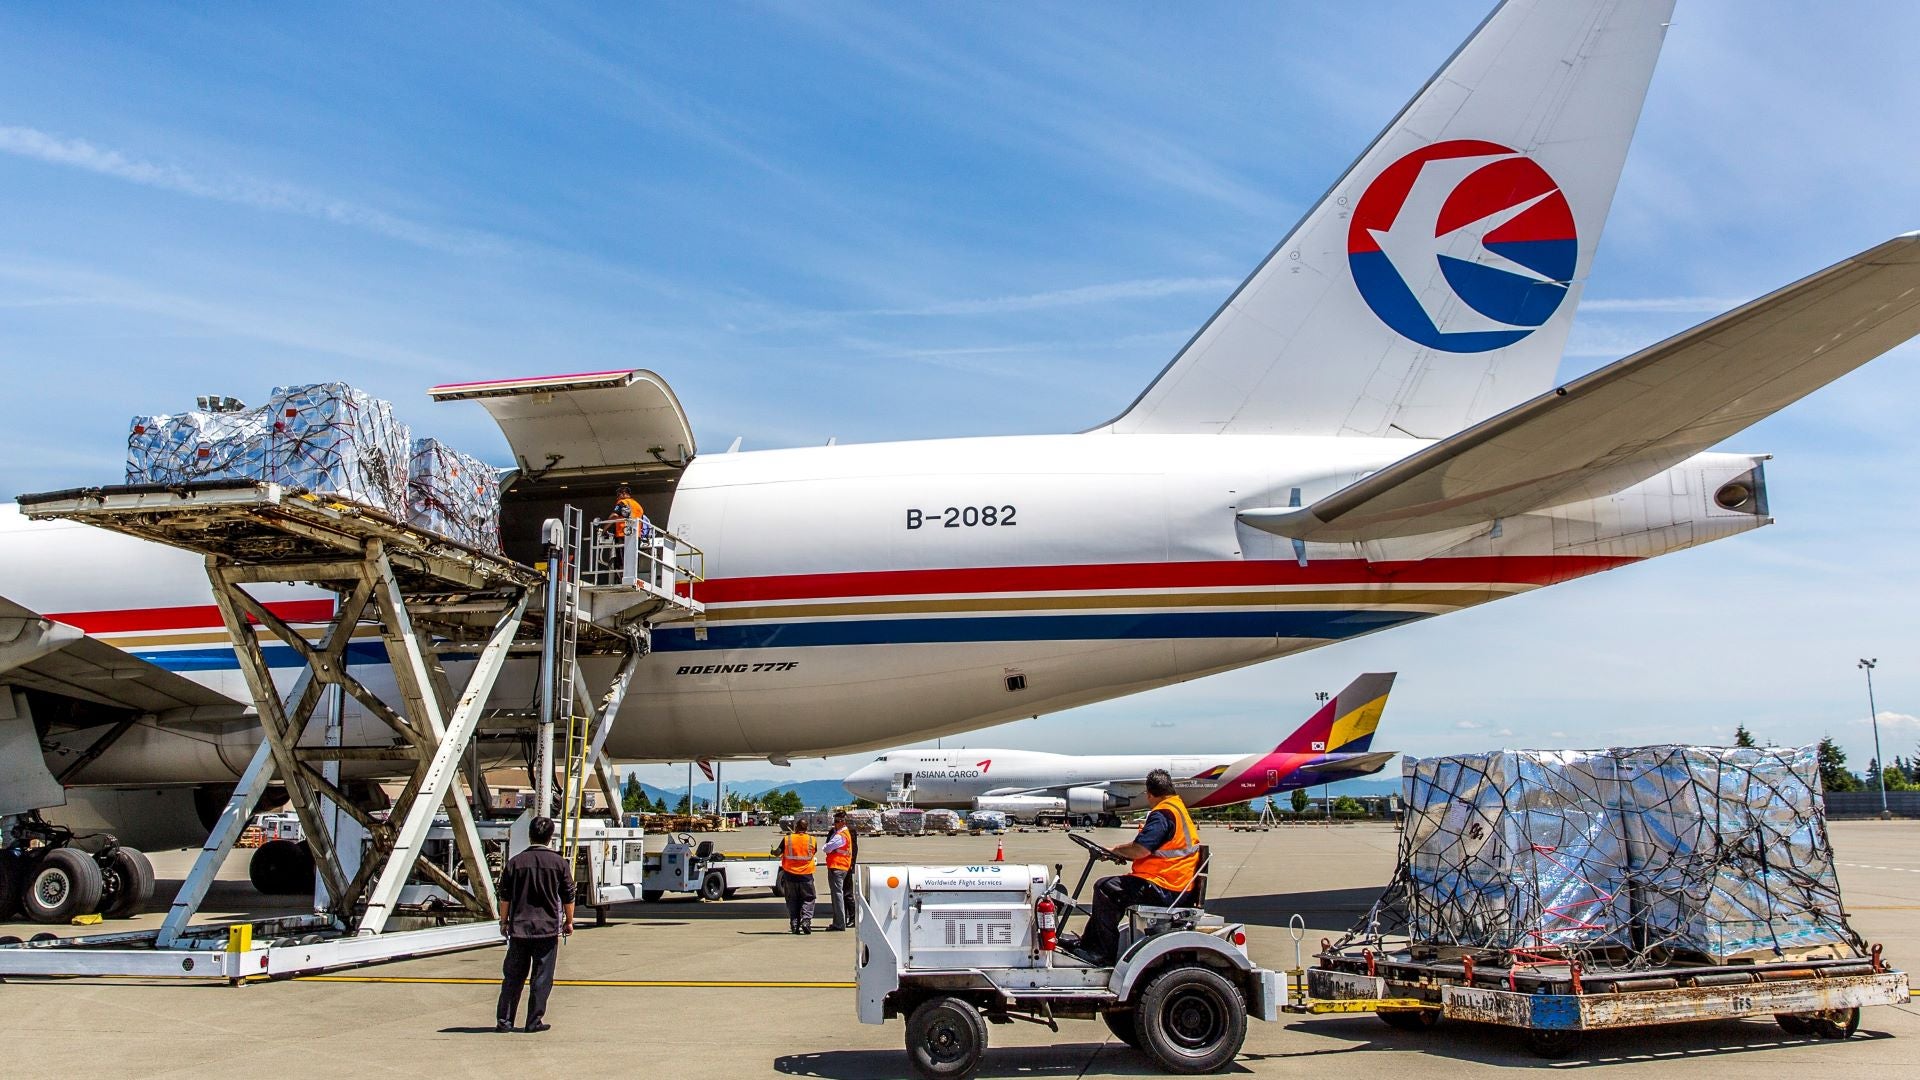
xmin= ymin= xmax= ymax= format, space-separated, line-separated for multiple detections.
xmin=1104 ymin=0 xmax=1674 ymax=439
xmin=1277 ymin=673 xmax=1397 ymax=755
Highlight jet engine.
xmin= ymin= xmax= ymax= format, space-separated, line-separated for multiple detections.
xmin=1066 ymin=787 xmax=1116 ymax=816
xmin=972 ymin=795 xmax=1066 ymax=823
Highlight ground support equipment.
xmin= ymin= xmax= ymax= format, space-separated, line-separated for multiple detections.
xmin=0 ymin=481 xmax=703 ymax=982
xmin=1300 ymin=944 xmax=1908 ymax=1058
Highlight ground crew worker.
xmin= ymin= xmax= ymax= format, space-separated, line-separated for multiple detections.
xmin=607 ymin=482 xmax=646 ymax=540
xmin=773 ymin=821 xmax=818 ymax=934
xmin=1076 ymin=769 xmax=1199 ymax=965
xmin=495 ymin=816 xmax=574 ymax=1033
xmin=823 ymin=809 xmax=858 ymax=931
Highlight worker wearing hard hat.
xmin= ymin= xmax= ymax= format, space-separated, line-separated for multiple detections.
xmin=822 ymin=809 xmax=858 ymax=931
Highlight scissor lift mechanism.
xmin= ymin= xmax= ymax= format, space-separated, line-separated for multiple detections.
xmin=0 ymin=481 xmax=702 ymax=982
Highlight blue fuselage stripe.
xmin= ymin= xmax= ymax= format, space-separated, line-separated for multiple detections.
xmin=132 ymin=609 xmax=1428 ymax=671
xmin=651 ymin=609 xmax=1425 ymax=651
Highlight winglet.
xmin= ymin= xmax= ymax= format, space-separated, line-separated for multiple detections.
xmin=1276 ymin=673 xmax=1398 ymax=754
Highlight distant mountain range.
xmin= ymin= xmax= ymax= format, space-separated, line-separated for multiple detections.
xmin=628 ymin=778 xmax=853 ymax=811
xmin=623 ymin=772 xmax=1395 ymax=811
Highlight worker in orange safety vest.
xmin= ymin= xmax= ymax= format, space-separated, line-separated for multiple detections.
xmin=772 ymin=823 xmax=818 ymax=934
xmin=608 ymin=483 xmax=646 ymax=539
xmin=1072 ymin=769 xmax=1200 ymax=964
xmin=822 ymin=809 xmax=859 ymax=931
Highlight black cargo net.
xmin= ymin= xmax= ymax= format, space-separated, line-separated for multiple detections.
xmin=1334 ymin=746 xmax=1862 ymax=973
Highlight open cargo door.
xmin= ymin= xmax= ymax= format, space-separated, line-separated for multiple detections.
xmin=428 ymin=369 xmax=695 ymax=479
xmin=429 ymin=369 xmax=697 ymax=565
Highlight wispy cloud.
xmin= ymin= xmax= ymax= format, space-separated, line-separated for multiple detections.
xmin=1860 ymin=711 xmax=1920 ymax=731
xmin=1454 ymin=719 xmax=1485 ymax=730
xmin=0 ymin=126 xmax=503 ymax=255
xmin=0 ymin=258 xmax=458 ymax=374
xmin=872 ymin=276 xmax=1237 ymax=317
xmin=1578 ymin=296 xmax=1744 ymax=314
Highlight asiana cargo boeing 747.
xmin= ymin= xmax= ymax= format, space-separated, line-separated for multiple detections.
xmin=4 ymin=0 xmax=1920 ymax=855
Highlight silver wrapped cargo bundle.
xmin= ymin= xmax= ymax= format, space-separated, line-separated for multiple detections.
xmin=1383 ymin=745 xmax=1856 ymax=966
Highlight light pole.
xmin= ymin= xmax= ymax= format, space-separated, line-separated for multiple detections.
xmin=1860 ymin=659 xmax=1887 ymax=816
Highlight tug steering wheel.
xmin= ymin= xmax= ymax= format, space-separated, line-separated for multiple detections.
xmin=1070 ymin=832 xmax=1128 ymax=865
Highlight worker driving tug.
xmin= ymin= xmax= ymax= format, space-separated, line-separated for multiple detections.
xmin=1068 ymin=769 xmax=1200 ymax=965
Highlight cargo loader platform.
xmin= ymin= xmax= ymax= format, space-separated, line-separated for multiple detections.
xmin=1 ymin=480 xmax=703 ymax=982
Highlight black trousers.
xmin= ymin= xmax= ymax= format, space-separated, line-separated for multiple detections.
xmin=782 ymin=871 xmax=816 ymax=930
xmin=828 ymin=868 xmax=854 ymax=929
xmin=497 ymin=936 xmax=559 ymax=1026
xmin=1081 ymin=875 xmax=1177 ymax=964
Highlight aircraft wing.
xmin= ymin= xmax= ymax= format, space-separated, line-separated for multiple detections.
xmin=0 ymin=595 xmax=246 ymax=720
xmin=1241 ymin=234 xmax=1920 ymax=543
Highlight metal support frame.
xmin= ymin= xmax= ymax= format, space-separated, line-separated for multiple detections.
xmin=2 ymin=484 xmax=707 ymax=982
xmin=189 ymin=541 xmax=528 ymax=934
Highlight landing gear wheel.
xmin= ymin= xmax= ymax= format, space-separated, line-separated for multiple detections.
xmin=1378 ymin=1008 xmax=1439 ymax=1031
xmin=1103 ymin=1009 xmax=1142 ymax=1049
xmin=1136 ymin=965 xmax=1248 ymax=1074
xmin=1809 ymin=1007 xmax=1860 ymax=1040
xmin=640 ymin=890 xmax=663 ymax=903
xmin=700 ymin=872 xmax=726 ymax=902
xmin=100 ymin=847 xmax=155 ymax=918
xmin=24 ymin=848 xmax=103 ymax=923
xmin=1525 ymin=1028 xmax=1579 ymax=1059
xmin=906 ymin=996 xmax=987 ymax=1080
xmin=248 ymin=840 xmax=315 ymax=895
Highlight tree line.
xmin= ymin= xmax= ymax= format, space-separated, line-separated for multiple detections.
xmin=618 ymin=775 xmax=811 ymax=816
xmin=1734 ymin=723 xmax=1915 ymax=794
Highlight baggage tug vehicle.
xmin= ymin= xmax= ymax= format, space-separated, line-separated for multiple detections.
xmin=857 ymin=835 xmax=1279 ymax=1077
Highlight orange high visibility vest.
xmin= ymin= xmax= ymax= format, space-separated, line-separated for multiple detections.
xmin=611 ymin=496 xmax=645 ymax=538
xmin=1130 ymin=794 xmax=1200 ymax=893
xmin=825 ymin=826 xmax=854 ymax=871
xmin=781 ymin=832 xmax=817 ymax=876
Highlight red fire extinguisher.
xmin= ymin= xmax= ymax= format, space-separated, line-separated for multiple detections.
xmin=1035 ymin=894 xmax=1058 ymax=953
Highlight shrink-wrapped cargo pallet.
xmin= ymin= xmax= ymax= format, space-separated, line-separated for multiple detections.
xmin=407 ymin=437 xmax=501 ymax=552
xmin=262 ymin=382 xmax=410 ymax=516
xmin=1614 ymin=745 xmax=1850 ymax=961
xmin=126 ymin=384 xmax=499 ymax=548
xmin=1403 ymin=751 xmax=1633 ymax=953
xmin=127 ymin=408 xmax=272 ymax=486
xmin=1362 ymin=745 xmax=1857 ymax=966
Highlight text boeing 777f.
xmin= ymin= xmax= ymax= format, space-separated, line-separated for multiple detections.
xmin=844 ymin=674 xmax=1397 ymax=823
xmin=5 ymin=0 xmax=1920 ymax=835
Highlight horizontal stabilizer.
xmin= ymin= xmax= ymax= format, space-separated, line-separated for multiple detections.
xmin=1242 ymin=234 xmax=1920 ymax=542
xmin=1290 ymin=750 xmax=1397 ymax=786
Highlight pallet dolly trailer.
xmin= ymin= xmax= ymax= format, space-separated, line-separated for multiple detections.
xmin=1296 ymin=932 xmax=1908 ymax=1058
xmin=0 ymin=480 xmax=703 ymax=982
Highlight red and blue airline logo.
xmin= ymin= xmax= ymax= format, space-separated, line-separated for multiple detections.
xmin=1347 ymin=139 xmax=1575 ymax=353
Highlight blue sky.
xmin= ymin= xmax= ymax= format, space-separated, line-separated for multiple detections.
xmin=0 ymin=2 xmax=1913 ymax=791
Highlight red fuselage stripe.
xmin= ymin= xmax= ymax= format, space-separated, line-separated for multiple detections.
xmin=696 ymin=555 xmax=1637 ymax=604
xmin=48 ymin=598 xmax=337 ymax=634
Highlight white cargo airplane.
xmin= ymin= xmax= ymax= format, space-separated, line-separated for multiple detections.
xmin=5 ymin=0 xmax=1920 ymax=851
xmin=844 ymin=673 xmax=1397 ymax=823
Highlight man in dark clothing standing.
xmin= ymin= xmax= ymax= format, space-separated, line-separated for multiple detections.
xmin=496 ymin=816 xmax=575 ymax=1033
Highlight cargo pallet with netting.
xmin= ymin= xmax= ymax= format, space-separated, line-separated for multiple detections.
xmin=1295 ymin=746 xmax=1909 ymax=1058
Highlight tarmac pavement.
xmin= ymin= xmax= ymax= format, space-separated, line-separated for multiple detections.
xmin=3 ymin=820 xmax=1916 ymax=1078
